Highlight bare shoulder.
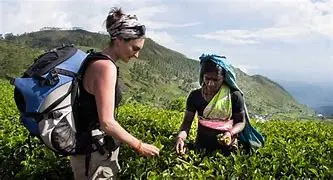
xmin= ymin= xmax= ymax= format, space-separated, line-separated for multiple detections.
xmin=87 ymin=60 xmax=117 ymax=75
xmin=83 ymin=60 xmax=117 ymax=94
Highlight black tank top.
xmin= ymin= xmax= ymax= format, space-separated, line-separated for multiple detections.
xmin=76 ymin=53 xmax=122 ymax=132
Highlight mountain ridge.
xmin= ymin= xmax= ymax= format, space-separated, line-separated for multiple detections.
xmin=0 ymin=29 xmax=314 ymax=116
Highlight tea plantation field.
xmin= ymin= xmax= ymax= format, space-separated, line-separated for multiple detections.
xmin=0 ymin=80 xmax=332 ymax=179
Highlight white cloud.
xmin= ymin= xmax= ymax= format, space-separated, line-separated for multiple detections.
xmin=234 ymin=64 xmax=259 ymax=75
xmin=146 ymin=31 xmax=186 ymax=54
xmin=128 ymin=6 xmax=201 ymax=30
xmin=195 ymin=30 xmax=260 ymax=45
xmin=146 ymin=29 xmax=204 ymax=59
xmin=0 ymin=1 xmax=73 ymax=34
xmin=195 ymin=26 xmax=313 ymax=45
xmin=147 ymin=31 xmax=176 ymax=45
xmin=195 ymin=0 xmax=333 ymax=45
xmin=145 ymin=21 xmax=201 ymax=30
xmin=0 ymin=1 xmax=200 ymax=35
xmin=128 ymin=5 xmax=168 ymax=19
xmin=0 ymin=0 xmax=192 ymax=58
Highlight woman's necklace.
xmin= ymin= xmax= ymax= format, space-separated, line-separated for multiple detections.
xmin=201 ymin=87 xmax=213 ymax=102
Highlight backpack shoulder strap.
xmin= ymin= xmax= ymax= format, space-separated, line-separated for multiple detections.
xmin=85 ymin=49 xmax=116 ymax=63
xmin=79 ymin=50 xmax=119 ymax=81
xmin=78 ymin=51 xmax=118 ymax=77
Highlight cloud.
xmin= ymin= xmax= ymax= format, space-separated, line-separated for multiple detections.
xmin=195 ymin=30 xmax=260 ymax=45
xmin=0 ymin=0 xmax=74 ymax=34
xmin=147 ymin=31 xmax=176 ymax=45
xmin=234 ymin=64 xmax=259 ymax=75
xmin=128 ymin=6 xmax=201 ymax=30
xmin=0 ymin=0 xmax=192 ymax=58
xmin=195 ymin=26 xmax=313 ymax=45
xmin=145 ymin=21 xmax=202 ymax=30
xmin=128 ymin=5 xmax=167 ymax=19
xmin=0 ymin=1 xmax=200 ymax=35
xmin=195 ymin=0 xmax=333 ymax=45
xmin=146 ymin=30 xmax=187 ymax=53
xmin=146 ymin=29 xmax=206 ymax=59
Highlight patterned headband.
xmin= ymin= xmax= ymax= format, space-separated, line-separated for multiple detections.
xmin=107 ymin=14 xmax=146 ymax=39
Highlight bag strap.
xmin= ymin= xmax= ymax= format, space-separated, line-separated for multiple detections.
xmin=77 ymin=50 xmax=118 ymax=79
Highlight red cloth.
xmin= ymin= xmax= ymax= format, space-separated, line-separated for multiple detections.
xmin=198 ymin=118 xmax=233 ymax=132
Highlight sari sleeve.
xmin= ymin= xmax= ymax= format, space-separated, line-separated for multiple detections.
xmin=231 ymin=90 xmax=244 ymax=114
xmin=186 ymin=91 xmax=197 ymax=113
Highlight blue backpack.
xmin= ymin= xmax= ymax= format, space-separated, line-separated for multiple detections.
xmin=12 ymin=45 xmax=118 ymax=155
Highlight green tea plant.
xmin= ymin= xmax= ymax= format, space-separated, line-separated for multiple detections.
xmin=0 ymin=80 xmax=332 ymax=179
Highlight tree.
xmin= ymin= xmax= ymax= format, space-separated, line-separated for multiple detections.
xmin=4 ymin=33 xmax=15 ymax=40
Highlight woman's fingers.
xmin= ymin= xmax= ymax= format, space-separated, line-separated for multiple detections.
xmin=175 ymin=139 xmax=186 ymax=155
xmin=177 ymin=143 xmax=183 ymax=154
xmin=217 ymin=132 xmax=232 ymax=146
xmin=152 ymin=145 xmax=160 ymax=155
xmin=141 ymin=143 xmax=160 ymax=157
xmin=148 ymin=144 xmax=160 ymax=156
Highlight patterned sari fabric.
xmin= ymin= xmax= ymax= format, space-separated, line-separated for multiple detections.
xmin=198 ymin=84 xmax=238 ymax=150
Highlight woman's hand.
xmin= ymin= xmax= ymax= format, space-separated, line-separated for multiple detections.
xmin=135 ymin=141 xmax=160 ymax=157
xmin=175 ymin=137 xmax=186 ymax=155
xmin=217 ymin=132 xmax=232 ymax=146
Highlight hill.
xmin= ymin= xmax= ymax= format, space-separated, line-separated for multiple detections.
xmin=0 ymin=29 xmax=313 ymax=116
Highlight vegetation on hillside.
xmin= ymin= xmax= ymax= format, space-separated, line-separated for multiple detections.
xmin=0 ymin=41 xmax=41 ymax=78
xmin=0 ymin=29 xmax=314 ymax=116
xmin=0 ymin=80 xmax=331 ymax=179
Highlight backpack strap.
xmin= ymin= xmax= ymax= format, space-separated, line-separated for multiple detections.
xmin=77 ymin=50 xmax=118 ymax=78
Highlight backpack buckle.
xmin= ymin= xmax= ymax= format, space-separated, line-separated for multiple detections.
xmin=37 ymin=69 xmax=60 ymax=87
xmin=48 ymin=69 xmax=60 ymax=86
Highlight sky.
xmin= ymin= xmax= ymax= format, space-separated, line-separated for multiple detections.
xmin=0 ymin=0 xmax=332 ymax=85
